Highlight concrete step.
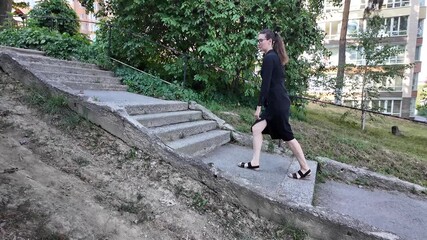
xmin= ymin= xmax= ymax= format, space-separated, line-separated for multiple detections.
xmin=46 ymin=80 xmax=128 ymax=91
xmin=13 ymin=53 xmax=100 ymax=70
xmin=22 ymin=62 xmax=115 ymax=77
xmin=152 ymin=120 xmax=218 ymax=141
xmin=126 ymin=102 xmax=189 ymax=115
xmin=0 ymin=46 xmax=45 ymax=56
xmin=199 ymin=144 xmax=318 ymax=206
xmin=167 ymin=130 xmax=231 ymax=157
xmin=33 ymin=71 xmax=121 ymax=85
xmin=132 ymin=110 xmax=202 ymax=127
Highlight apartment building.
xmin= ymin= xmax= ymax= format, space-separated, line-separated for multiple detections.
xmin=314 ymin=0 xmax=426 ymax=118
xmin=15 ymin=0 xmax=98 ymax=40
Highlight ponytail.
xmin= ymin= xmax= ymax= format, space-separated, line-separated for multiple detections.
xmin=260 ymin=29 xmax=289 ymax=65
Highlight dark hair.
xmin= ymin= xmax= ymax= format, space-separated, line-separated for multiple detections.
xmin=259 ymin=29 xmax=289 ymax=65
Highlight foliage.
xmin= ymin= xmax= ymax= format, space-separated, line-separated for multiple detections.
xmin=116 ymin=67 xmax=201 ymax=102
xmin=0 ymin=26 xmax=91 ymax=60
xmin=29 ymin=0 xmax=79 ymax=35
xmin=417 ymin=86 xmax=427 ymax=117
xmin=343 ymin=14 xmax=412 ymax=130
xmin=80 ymin=0 xmax=328 ymax=108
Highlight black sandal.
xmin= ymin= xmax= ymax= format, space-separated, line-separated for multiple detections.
xmin=237 ymin=162 xmax=259 ymax=170
xmin=289 ymin=169 xmax=311 ymax=179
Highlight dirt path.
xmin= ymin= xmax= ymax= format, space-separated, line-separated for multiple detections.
xmin=0 ymin=72 xmax=296 ymax=240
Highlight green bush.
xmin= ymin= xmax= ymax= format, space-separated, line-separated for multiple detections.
xmin=117 ymin=67 xmax=201 ymax=102
xmin=29 ymin=0 xmax=79 ymax=36
xmin=0 ymin=27 xmax=92 ymax=60
xmin=417 ymin=105 xmax=427 ymax=117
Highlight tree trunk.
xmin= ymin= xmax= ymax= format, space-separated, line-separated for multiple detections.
xmin=361 ymin=69 xmax=367 ymax=130
xmin=0 ymin=0 xmax=12 ymax=26
xmin=335 ymin=0 xmax=351 ymax=105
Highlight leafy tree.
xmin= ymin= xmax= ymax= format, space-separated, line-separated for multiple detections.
xmin=333 ymin=0 xmax=384 ymax=105
xmin=29 ymin=0 xmax=79 ymax=35
xmin=417 ymin=86 xmax=427 ymax=117
xmin=79 ymin=0 xmax=328 ymax=107
xmin=343 ymin=14 xmax=412 ymax=130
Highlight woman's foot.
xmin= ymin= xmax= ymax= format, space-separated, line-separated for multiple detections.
xmin=237 ymin=162 xmax=259 ymax=170
xmin=288 ymin=169 xmax=311 ymax=179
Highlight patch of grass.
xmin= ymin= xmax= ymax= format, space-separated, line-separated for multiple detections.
xmin=315 ymin=167 xmax=342 ymax=183
xmin=72 ymin=156 xmax=90 ymax=167
xmin=118 ymin=202 xmax=139 ymax=214
xmin=59 ymin=112 xmax=83 ymax=130
xmin=210 ymin=103 xmax=254 ymax=133
xmin=353 ymin=177 xmax=372 ymax=187
xmin=35 ymin=223 xmax=69 ymax=240
xmin=125 ymin=147 xmax=138 ymax=161
xmin=26 ymin=91 xmax=68 ymax=114
xmin=275 ymin=223 xmax=308 ymax=240
xmin=192 ymin=192 xmax=208 ymax=211
xmin=24 ymin=90 xmax=86 ymax=130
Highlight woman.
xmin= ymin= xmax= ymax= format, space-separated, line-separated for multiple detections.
xmin=237 ymin=29 xmax=311 ymax=179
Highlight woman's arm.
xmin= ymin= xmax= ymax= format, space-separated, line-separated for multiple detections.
xmin=258 ymin=54 xmax=274 ymax=107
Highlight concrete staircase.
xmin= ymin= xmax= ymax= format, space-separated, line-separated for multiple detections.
xmin=8 ymin=49 xmax=127 ymax=91
xmin=127 ymin=102 xmax=230 ymax=158
xmin=0 ymin=46 xmax=231 ymax=158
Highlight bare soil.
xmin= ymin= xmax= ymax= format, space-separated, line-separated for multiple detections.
xmin=0 ymin=72 xmax=296 ymax=240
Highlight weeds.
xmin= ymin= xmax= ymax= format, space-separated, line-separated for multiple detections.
xmin=353 ymin=177 xmax=372 ymax=187
xmin=125 ymin=147 xmax=138 ymax=161
xmin=275 ymin=223 xmax=308 ymax=240
xmin=72 ymin=156 xmax=90 ymax=167
xmin=26 ymin=91 xmax=67 ymax=114
xmin=24 ymin=89 xmax=85 ymax=130
xmin=118 ymin=202 xmax=139 ymax=214
xmin=192 ymin=192 xmax=208 ymax=211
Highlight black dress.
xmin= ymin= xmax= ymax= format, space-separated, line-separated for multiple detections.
xmin=253 ymin=49 xmax=294 ymax=141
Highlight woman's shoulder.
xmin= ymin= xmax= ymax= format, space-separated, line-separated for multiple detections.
xmin=264 ymin=50 xmax=279 ymax=62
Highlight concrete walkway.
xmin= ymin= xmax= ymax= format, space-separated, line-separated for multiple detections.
xmin=316 ymin=181 xmax=427 ymax=240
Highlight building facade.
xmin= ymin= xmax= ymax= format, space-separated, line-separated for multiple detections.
xmin=314 ymin=0 xmax=426 ymax=118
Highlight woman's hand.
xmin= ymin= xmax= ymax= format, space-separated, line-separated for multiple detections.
xmin=254 ymin=106 xmax=261 ymax=120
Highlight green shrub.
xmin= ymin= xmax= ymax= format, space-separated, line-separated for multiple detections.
xmin=28 ymin=0 xmax=79 ymax=35
xmin=117 ymin=67 xmax=201 ymax=102
xmin=0 ymin=27 xmax=90 ymax=60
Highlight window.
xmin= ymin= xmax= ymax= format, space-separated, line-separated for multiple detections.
xmin=347 ymin=47 xmax=365 ymax=65
xmin=324 ymin=1 xmax=340 ymax=13
xmin=350 ymin=0 xmax=367 ymax=10
xmin=415 ymin=46 xmax=421 ymax=61
xmin=384 ymin=77 xmax=403 ymax=91
xmin=384 ymin=16 xmax=408 ymax=36
xmin=393 ymin=100 xmax=401 ymax=114
xmin=385 ymin=0 xmax=410 ymax=8
xmin=325 ymin=21 xmax=340 ymax=40
xmin=386 ymin=45 xmax=405 ymax=64
xmin=418 ymin=20 xmax=424 ymax=37
xmin=378 ymin=99 xmax=401 ymax=115
xmin=347 ymin=19 xmax=363 ymax=37
xmin=412 ymin=73 xmax=419 ymax=91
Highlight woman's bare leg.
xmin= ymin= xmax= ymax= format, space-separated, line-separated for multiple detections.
xmin=250 ymin=120 xmax=267 ymax=166
xmin=286 ymin=139 xmax=310 ymax=172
